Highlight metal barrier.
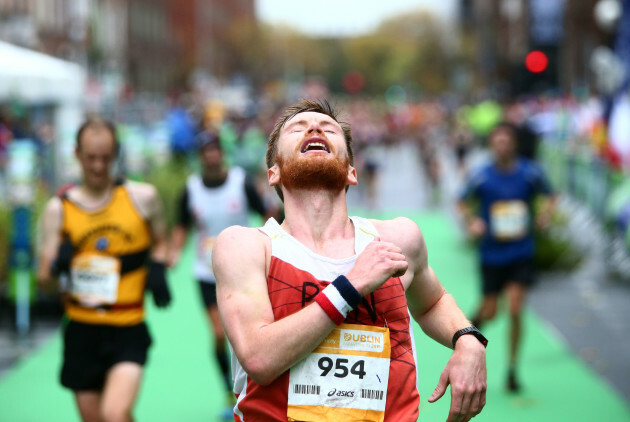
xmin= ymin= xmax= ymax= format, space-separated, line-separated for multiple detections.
xmin=541 ymin=145 xmax=627 ymax=221
xmin=541 ymin=144 xmax=630 ymax=281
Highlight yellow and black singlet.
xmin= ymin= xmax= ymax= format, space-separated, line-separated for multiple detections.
xmin=60 ymin=180 xmax=152 ymax=326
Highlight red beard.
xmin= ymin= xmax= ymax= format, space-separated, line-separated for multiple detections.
xmin=277 ymin=153 xmax=349 ymax=194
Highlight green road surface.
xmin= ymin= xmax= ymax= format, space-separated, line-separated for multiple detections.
xmin=0 ymin=211 xmax=628 ymax=421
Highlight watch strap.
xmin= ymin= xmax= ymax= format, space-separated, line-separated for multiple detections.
xmin=452 ymin=326 xmax=488 ymax=348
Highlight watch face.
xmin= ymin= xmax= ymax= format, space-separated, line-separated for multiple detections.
xmin=474 ymin=331 xmax=489 ymax=347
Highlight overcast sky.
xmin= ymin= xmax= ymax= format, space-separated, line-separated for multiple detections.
xmin=255 ymin=0 xmax=457 ymax=37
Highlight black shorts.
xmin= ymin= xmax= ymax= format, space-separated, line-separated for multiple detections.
xmin=480 ymin=259 xmax=535 ymax=295
xmin=198 ymin=280 xmax=218 ymax=308
xmin=60 ymin=320 xmax=152 ymax=391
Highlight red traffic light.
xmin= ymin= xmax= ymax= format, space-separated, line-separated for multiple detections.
xmin=525 ymin=51 xmax=548 ymax=73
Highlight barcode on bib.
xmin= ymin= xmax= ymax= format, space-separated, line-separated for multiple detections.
xmin=361 ymin=389 xmax=384 ymax=400
xmin=293 ymin=384 xmax=320 ymax=395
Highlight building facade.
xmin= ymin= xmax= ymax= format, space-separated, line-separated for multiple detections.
xmin=0 ymin=0 xmax=256 ymax=95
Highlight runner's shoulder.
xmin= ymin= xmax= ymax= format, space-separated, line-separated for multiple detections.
xmin=214 ymin=226 xmax=268 ymax=263
xmin=43 ymin=195 xmax=63 ymax=218
xmin=125 ymin=179 xmax=159 ymax=199
xmin=518 ymin=158 xmax=546 ymax=179
xmin=55 ymin=183 xmax=83 ymax=201
xmin=461 ymin=163 xmax=491 ymax=192
xmin=125 ymin=179 xmax=160 ymax=205
xmin=369 ymin=217 xmax=424 ymax=251
xmin=472 ymin=161 xmax=493 ymax=180
xmin=215 ymin=225 xmax=268 ymax=249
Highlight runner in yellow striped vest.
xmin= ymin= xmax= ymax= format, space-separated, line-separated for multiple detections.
xmin=38 ymin=118 xmax=171 ymax=422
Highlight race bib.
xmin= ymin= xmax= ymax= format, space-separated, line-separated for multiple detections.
xmin=70 ymin=253 xmax=120 ymax=306
xmin=490 ymin=200 xmax=529 ymax=240
xmin=288 ymin=324 xmax=390 ymax=422
xmin=200 ymin=236 xmax=216 ymax=269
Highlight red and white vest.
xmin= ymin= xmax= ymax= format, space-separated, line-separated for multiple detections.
xmin=231 ymin=217 xmax=420 ymax=422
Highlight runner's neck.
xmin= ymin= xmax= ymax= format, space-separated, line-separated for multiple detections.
xmin=202 ymin=166 xmax=228 ymax=187
xmin=281 ymin=189 xmax=355 ymax=257
xmin=73 ymin=181 xmax=115 ymax=208
xmin=495 ymin=156 xmax=517 ymax=172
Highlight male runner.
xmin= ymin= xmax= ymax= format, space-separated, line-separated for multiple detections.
xmin=213 ymin=100 xmax=488 ymax=422
xmin=458 ymin=122 xmax=555 ymax=392
xmin=38 ymin=118 xmax=172 ymax=422
xmin=169 ymin=130 xmax=273 ymax=414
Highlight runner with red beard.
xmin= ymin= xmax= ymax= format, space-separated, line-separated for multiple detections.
xmin=213 ymin=99 xmax=488 ymax=422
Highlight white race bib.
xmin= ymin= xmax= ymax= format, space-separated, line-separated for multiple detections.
xmin=490 ymin=200 xmax=529 ymax=240
xmin=70 ymin=253 xmax=120 ymax=306
xmin=288 ymin=324 xmax=390 ymax=422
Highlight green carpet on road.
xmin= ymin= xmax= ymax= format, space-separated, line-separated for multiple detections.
xmin=0 ymin=211 xmax=628 ymax=421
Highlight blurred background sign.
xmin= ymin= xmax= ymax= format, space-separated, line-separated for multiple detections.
xmin=529 ymin=0 xmax=566 ymax=46
xmin=6 ymin=140 xmax=37 ymax=206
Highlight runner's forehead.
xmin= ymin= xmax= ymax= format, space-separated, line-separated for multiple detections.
xmin=491 ymin=128 xmax=516 ymax=142
xmin=283 ymin=112 xmax=341 ymax=131
xmin=79 ymin=128 xmax=117 ymax=152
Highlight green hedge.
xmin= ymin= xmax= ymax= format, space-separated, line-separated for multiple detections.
xmin=534 ymin=229 xmax=582 ymax=271
xmin=533 ymin=197 xmax=582 ymax=272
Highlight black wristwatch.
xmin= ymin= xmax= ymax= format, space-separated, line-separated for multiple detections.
xmin=452 ymin=326 xmax=488 ymax=349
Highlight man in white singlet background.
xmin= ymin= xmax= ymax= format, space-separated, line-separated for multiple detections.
xmin=213 ymin=99 xmax=488 ymax=422
xmin=169 ymin=130 xmax=275 ymax=417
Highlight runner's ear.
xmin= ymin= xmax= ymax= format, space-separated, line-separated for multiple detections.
xmin=268 ymin=164 xmax=280 ymax=186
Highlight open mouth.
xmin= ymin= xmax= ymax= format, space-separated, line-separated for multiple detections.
xmin=300 ymin=137 xmax=331 ymax=153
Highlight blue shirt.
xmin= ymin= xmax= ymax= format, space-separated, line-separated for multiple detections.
xmin=460 ymin=158 xmax=553 ymax=265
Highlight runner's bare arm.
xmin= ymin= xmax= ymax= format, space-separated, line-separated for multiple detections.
xmin=168 ymin=224 xmax=188 ymax=267
xmin=38 ymin=197 xmax=63 ymax=284
xmin=168 ymin=186 xmax=189 ymax=267
xmin=400 ymin=222 xmax=471 ymax=346
xmin=129 ymin=181 xmax=172 ymax=307
xmin=128 ymin=182 xmax=168 ymax=262
xmin=213 ymin=225 xmax=336 ymax=386
xmin=457 ymin=200 xmax=486 ymax=238
xmin=379 ymin=217 xmax=487 ymax=422
xmin=456 ymin=199 xmax=474 ymax=224
xmin=147 ymin=189 xmax=169 ymax=263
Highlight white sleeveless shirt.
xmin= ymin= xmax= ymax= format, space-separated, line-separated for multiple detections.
xmin=187 ymin=167 xmax=249 ymax=281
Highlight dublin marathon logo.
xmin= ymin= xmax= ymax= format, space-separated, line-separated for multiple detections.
xmin=343 ymin=332 xmax=381 ymax=344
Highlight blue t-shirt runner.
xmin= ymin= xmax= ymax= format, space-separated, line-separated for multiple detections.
xmin=460 ymin=158 xmax=553 ymax=266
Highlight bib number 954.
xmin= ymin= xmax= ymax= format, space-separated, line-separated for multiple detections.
xmin=318 ymin=357 xmax=366 ymax=379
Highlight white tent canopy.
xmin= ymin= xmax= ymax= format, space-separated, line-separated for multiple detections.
xmin=0 ymin=40 xmax=86 ymax=103
xmin=0 ymin=41 xmax=86 ymax=187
